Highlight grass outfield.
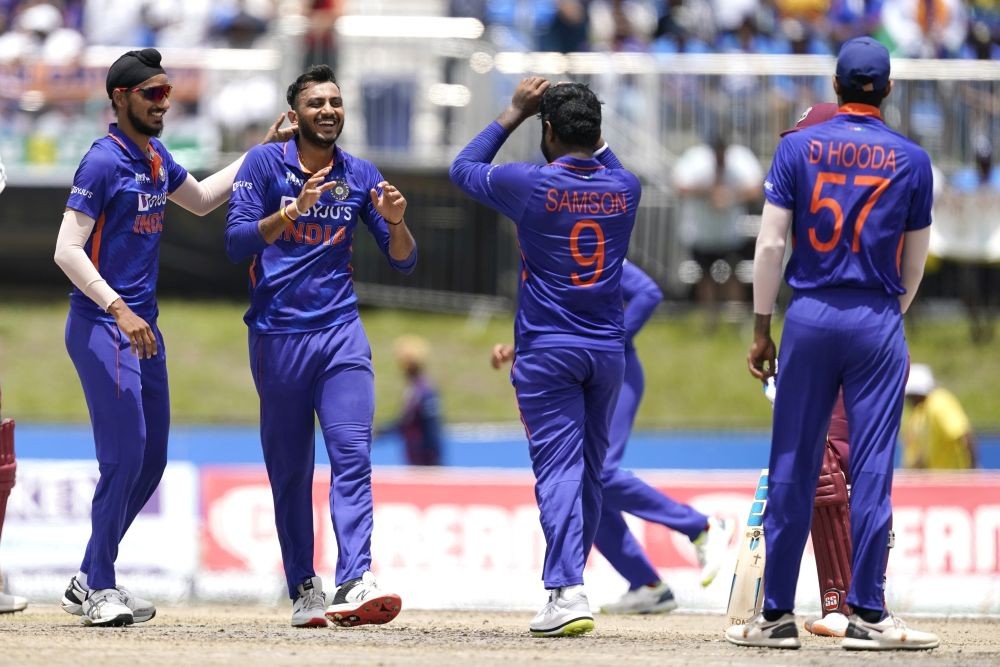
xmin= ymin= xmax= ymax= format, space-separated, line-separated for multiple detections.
xmin=0 ymin=299 xmax=996 ymax=429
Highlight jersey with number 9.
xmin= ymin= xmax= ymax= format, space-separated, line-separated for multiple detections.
xmin=764 ymin=106 xmax=933 ymax=296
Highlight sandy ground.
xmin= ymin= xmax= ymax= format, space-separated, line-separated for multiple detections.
xmin=1 ymin=605 xmax=998 ymax=667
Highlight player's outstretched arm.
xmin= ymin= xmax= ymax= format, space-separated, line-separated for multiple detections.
xmin=170 ymin=114 xmax=296 ymax=216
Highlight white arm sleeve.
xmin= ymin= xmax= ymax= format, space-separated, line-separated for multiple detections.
xmin=753 ymin=202 xmax=792 ymax=315
xmin=168 ymin=154 xmax=245 ymax=215
xmin=898 ymin=226 xmax=931 ymax=314
xmin=53 ymin=209 xmax=120 ymax=311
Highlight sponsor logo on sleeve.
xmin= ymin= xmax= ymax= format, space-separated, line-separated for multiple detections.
xmin=233 ymin=181 xmax=254 ymax=191
xmin=70 ymin=186 xmax=93 ymax=199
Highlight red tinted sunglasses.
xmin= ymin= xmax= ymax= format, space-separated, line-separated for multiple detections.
xmin=115 ymin=84 xmax=173 ymax=103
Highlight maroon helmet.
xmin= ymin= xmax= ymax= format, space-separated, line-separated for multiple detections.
xmin=780 ymin=102 xmax=839 ymax=137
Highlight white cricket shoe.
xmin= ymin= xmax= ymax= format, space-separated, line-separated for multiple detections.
xmin=842 ymin=612 xmax=940 ymax=651
xmin=694 ymin=516 xmax=734 ymax=586
xmin=725 ymin=612 xmax=801 ymax=649
xmin=804 ymin=611 xmax=849 ymax=637
xmin=61 ymin=576 xmax=156 ymax=623
xmin=600 ymin=582 xmax=678 ymax=615
xmin=81 ymin=588 xmax=134 ymax=627
xmin=0 ymin=591 xmax=27 ymax=614
xmin=530 ymin=585 xmax=595 ymax=637
xmin=325 ymin=571 xmax=401 ymax=627
xmin=291 ymin=576 xmax=328 ymax=628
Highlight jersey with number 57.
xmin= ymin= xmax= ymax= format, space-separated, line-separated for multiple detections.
xmin=764 ymin=104 xmax=933 ymax=296
xmin=450 ymin=122 xmax=640 ymax=352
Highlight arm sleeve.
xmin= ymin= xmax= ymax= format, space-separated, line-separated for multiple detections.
xmin=905 ymin=150 xmax=934 ymax=231
xmin=898 ymin=226 xmax=930 ymax=314
xmin=224 ymin=148 xmax=270 ymax=262
xmin=621 ymin=261 xmax=663 ymax=340
xmin=53 ymin=209 xmax=120 ymax=310
xmin=763 ymin=138 xmax=796 ymax=210
xmin=753 ymin=201 xmax=792 ymax=315
xmin=448 ymin=121 xmax=532 ymax=221
xmin=169 ymin=154 xmax=245 ymax=215
xmin=360 ymin=164 xmax=416 ymax=274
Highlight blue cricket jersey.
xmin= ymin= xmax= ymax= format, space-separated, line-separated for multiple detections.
xmin=621 ymin=260 xmax=663 ymax=349
xmin=65 ymin=124 xmax=188 ymax=322
xmin=450 ymin=122 xmax=641 ymax=351
xmin=764 ymin=104 xmax=933 ymax=295
xmin=226 ymin=139 xmax=416 ymax=334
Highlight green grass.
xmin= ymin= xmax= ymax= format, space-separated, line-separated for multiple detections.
xmin=0 ymin=300 xmax=996 ymax=430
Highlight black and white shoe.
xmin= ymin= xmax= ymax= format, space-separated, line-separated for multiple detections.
xmin=725 ymin=612 xmax=801 ymax=649
xmin=62 ymin=576 xmax=156 ymax=623
xmin=842 ymin=612 xmax=939 ymax=651
xmin=325 ymin=571 xmax=401 ymax=627
xmin=81 ymin=588 xmax=133 ymax=627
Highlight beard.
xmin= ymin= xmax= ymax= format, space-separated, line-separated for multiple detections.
xmin=297 ymin=118 xmax=340 ymax=149
xmin=127 ymin=102 xmax=163 ymax=138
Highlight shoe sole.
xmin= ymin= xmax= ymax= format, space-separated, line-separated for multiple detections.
xmin=63 ymin=600 xmax=155 ymax=624
xmin=805 ymin=622 xmax=846 ymax=638
xmin=82 ymin=613 xmax=134 ymax=627
xmin=292 ymin=615 xmax=329 ymax=629
xmin=725 ymin=635 xmax=801 ymax=649
xmin=325 ymin=593 xmax=402 ymax=627
xmin=842 ymin=638 xmax=940 ymax=651
xmin=601 ymin=601 xmax=679 ymax=615
xmin=530 ymin=617 xmax=595 ymax=638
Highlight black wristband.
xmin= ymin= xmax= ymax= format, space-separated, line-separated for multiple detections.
xmin=386 ymin=218 xmax=403 ymax=226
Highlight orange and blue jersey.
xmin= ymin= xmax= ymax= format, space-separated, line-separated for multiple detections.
xmin=65 ymin=123 xmax=187 ymax=322
xmin=764 ymin=104 xmax=933 ymax=296
xmin=449 ymin=121 xmax=641 ymax=352
xmin=225 ymin=139 xmax=416 ymax=334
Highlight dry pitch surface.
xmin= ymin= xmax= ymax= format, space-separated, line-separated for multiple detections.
xmin=2 ymin=605 xmax=998 ymax=667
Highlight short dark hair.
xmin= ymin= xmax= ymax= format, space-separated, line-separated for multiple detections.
xmin=287 ymin=64 xmax=338 ymax=108
xmin=538 ymin=83 xmax=602 ymax=149
xmin=839 ymin=84 xmax=888 ymax=108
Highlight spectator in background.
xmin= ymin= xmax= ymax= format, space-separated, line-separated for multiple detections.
xmin=208 ymin=0 xmax=271 ymax=49
xmin=379 ymin=335 xmax=444 ymax=466
xmin=303 ymin=0 xmax=343 ymax=72
xmin=539 ymin=0 xmax=590 ymax=52
xmin=881 ymin=0 xmax=967 ymax=57
xmin=673 ymin=131 xmax=762 ymax=328
xmin=901 ymin=364 xmax=977 ymax=469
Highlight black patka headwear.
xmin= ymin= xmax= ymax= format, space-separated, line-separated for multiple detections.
xmin=106 ymin=48 xmax=166 ymax=98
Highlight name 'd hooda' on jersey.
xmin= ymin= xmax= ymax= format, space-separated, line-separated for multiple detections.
xmin=133 ymin=192 xmax=169 ymax=234
xmin=278 ymin=195 xmax=350 ymax=246
xmin=808 ymin=140 xmax=897 ymax=172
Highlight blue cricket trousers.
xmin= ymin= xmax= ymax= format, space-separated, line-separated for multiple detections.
xmin=595 ymin=348 xmax=708 ymax=589
xmin=65 ymin=310 xmax=169 ymax=591
xmin=249 ymin=317 xmax=375 ymax=599
xmin=512 ymin=346 xmax=625 ymax=590
xmin=765 ymin=288 xmax=907 ymax=613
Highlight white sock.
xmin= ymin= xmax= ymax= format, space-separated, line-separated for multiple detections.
xmin=76 ymin=571 xmax=89 ymax=590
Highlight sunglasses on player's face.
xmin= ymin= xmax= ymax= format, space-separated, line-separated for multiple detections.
xmin=115 ymin=84 xmax=173 ymax=103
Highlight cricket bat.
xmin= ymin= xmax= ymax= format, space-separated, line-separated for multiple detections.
xmin=726 ymin=468 xmax=768 ymax=626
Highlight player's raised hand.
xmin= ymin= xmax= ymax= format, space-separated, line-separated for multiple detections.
xmin=294 ymin=166 xmax=335 ymax=215
xmin=511 ymin=76 xmax=550 ymax=119
xmin=490 ymin=343 xmax=515 ymax=369
xmin=261 ymin=113 xmax=298 ymax=144
xmin=109 ymin=298 xmax=158 ymax=359
xmin=370 ymin=181 xmax=407 ymax=225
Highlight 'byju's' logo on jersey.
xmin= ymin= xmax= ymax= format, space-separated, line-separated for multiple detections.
xmin=70 ymin=186 xmax=93 ymax=199
xmin=233 ymin=181 xmax=253 ymax=191
xmin=279 ymin=195 xmax=354 ymax=222
xmin=138 ymin=192 xmax=168 ymax=211
xmin=135 ymin=173 xmax=151 ymax=184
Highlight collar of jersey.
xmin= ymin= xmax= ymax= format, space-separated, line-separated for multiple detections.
xmin=548 ymin=155 xmax=605 ymax=171
xmin=836 ymin=103 xmax=882 ymax=120
xmin=283 ymin=137 xmax=344 ymax=173
xmin=106 ymin=123 xmax=156 ymax=162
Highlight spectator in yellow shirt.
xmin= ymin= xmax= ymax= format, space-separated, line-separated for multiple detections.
xmin=901 ymin=364 xmax=977 ymax=469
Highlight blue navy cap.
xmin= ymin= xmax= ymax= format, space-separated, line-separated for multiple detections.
xmin=836 ymin=36 xmax=890 ymax=93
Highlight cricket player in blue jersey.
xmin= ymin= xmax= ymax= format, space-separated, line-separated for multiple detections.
xmin=493 ymin=261 xmax=733 ymax=616
xmin=225 ymin=65 xmax=415 ymax=629
xmin=726 ymin=37 xmax=939 ymax=650
xmin=53 ymin=48 xmax=294 ymax=627
xmin=451 ymin=77 xmax=640 ymax=637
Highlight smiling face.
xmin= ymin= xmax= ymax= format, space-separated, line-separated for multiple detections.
xmin=289 ymin=81 xmax=344 ymax=149
xmin=114 ymin=73 xmax=171 ymax=138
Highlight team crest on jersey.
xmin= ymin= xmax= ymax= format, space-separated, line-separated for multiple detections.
xmin=330 ymin=180 xmax=350 ymax=201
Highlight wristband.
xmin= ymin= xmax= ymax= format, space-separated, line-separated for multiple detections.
xmin=279 ymin=204 xmax=297 ymax=225
xmin=386 ymin=217 xmax=403 ymax=226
